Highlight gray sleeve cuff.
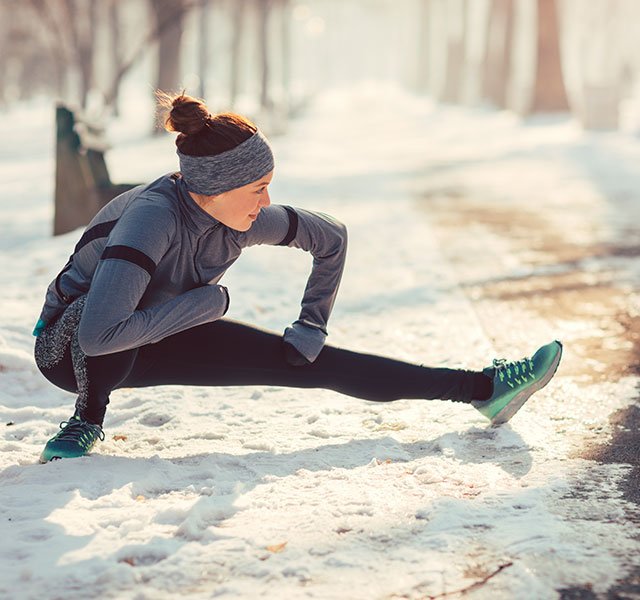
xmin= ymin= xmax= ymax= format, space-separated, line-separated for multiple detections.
xmin=283 ymin=321 xmax=327 ymax=363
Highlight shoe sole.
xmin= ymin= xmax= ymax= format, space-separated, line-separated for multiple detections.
xmin=39 ymin=453 xmax=92 ymax=463
xmin=39 ymin=454 xmax=65 ymax=463
xmin=491 ymin=341 xmax=563 ymax=425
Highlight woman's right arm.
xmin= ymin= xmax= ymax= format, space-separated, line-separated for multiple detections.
xmin=77 ymin=203 xmax=229 ymax=356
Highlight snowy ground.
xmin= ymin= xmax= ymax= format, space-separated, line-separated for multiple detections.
xmin=1 ymin=83 xmax=639 ymax=599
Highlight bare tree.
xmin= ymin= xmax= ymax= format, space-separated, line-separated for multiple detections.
xmin=257 ymin=0 xmax=275 ymax=111
xmin=230 ymin=0 xmax=248 ymax=108
xmin=104 ymin=0 xmax=199 ymax=110
xmin=107 ymin=0 xmax=124 ymax=115
xmin=529 ymin=0 xmax=569 ymax=113
xmin=198 ymin=0 xmax=212 ymax=99
xmin=576 ymin=1 xmax=627 ymax=130
xmin=482 ymin=0 xmax=514 ymax=109
xmin=280 ymin=0 xmax=292 ymax=116
xmin=10 ymin=0 xmax=207 ymax=113
xmin=0 ymin=3 xmax=41 ymax=104
xmin=415 ymin=0 xmax=431 ymax=95
xmin=68 ymin=0 xmax=99 ymax=108
xmin=440 ymin=0 xmax=467 ymax=103
xmin=150 ymin=0 xmax=188 ymax=97
xmin=0 ymin=6 xmax=9 ymax=105
xmin=30 ymin=0 xmax=99 ymax=108
xmin=25 ymin=0 xmax=74 ymax=101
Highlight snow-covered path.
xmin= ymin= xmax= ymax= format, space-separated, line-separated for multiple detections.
xmin=1 ymin=85 xmax=639 ymax=599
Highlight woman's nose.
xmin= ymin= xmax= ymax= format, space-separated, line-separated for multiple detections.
xmin=260 ymin=191 xmax=271 ymax=207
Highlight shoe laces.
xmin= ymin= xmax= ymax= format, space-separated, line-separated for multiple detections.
xmin=492 ymin=357 xmax=535 ymax=385
xmin=54 ymin=418 xmax=105 ymax=447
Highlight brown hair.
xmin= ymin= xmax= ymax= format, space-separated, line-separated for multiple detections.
xmin=156 ymin=90 xmax=257 ymax=157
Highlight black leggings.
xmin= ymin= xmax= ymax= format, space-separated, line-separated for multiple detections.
xmin=36 ymin=319 xmax=481 ymax=426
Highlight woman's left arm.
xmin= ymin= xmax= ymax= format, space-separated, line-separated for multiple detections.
xmin=239 ymin=205 xmax=348 ymax=363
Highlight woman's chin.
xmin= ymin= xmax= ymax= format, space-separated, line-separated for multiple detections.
xmin=229 ymin=220 xmax=253 ymax=232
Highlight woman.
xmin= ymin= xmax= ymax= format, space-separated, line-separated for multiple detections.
xmin=33 ymin=92 xmax=562 ymax=463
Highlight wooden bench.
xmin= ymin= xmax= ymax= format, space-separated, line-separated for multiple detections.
xmin=54 ymin=105 xmax=140 ymax=235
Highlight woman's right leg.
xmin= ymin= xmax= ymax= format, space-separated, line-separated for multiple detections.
xmin=36 ymin=337 xmax=139 ymax=426
xmin=122 ymin=319 xmax=483 ymax=404
xmin=35 ymin=295 xmax=139 ymax=426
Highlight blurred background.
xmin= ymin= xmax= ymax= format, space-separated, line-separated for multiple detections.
xmin=3 ymin=0 xmax=640 ymax=133
xmin=3 ymin=0 xmax=640 ymax=238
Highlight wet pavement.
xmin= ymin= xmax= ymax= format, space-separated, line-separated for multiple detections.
xmin=417 ymin=185 xmax=640 ymax=596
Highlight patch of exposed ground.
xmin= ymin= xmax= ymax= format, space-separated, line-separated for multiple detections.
xmin=418 ymin=188 xmax=640 ymax=596
xmin=419 ymin=191 xmax=640 ymax=385
xmin=416 ymin=190 xmax=640 ymax=492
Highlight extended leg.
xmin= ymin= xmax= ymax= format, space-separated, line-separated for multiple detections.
xmin=122 ymin=319 xmax=480 ymax=403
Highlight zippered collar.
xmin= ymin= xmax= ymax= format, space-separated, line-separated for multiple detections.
xmin=174 ymin=174 xmax=222 ymax=235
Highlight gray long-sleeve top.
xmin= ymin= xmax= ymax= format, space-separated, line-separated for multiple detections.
xmin=37 ymin=173 xmax=347 ymax=361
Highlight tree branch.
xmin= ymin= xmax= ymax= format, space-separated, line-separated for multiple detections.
xmin=25 ymin=0 xmax=71 ymax=65
xmin=104 ymin=0 xmax=204 ymax=105
xmin=427 ymin=561 xmax=514 ymax=599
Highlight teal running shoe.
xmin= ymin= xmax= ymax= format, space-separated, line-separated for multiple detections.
xmin=39 ymin=416 xmax=105 ymax=463
xmin=471 ymin=340 xmax=563 ymax=425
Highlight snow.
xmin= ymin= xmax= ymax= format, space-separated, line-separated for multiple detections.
xmin=1 ymin=82 xmax=639 ymax=598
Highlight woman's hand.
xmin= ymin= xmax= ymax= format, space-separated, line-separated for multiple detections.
xmin=283 ymin=341 xmax=310 ymax=367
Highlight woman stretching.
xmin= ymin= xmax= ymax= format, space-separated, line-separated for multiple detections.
xmin=33 ymin=92 xmax=562 ymax=462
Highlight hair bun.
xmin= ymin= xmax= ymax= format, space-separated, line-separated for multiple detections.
xmin=159 ymin=91 xmax=210 ymax=135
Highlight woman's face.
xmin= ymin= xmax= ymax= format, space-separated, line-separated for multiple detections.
xmin=191 ymin=170 xmax=274 ymax=231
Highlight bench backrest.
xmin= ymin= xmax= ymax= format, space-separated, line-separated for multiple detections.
xmin=53 ymin=105 xmax=139 ymax=235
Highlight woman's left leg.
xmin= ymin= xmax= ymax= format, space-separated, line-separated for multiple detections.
xmin=121 ymin=319 xmax=488 ymax=404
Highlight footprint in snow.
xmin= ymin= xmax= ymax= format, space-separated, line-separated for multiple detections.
xmin=116 ymin=546 xmax=169 ymax=567
xmin=139 ymin=413 xmax=173 ymax=427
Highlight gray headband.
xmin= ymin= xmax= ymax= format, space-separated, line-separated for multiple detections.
xmin=177 ymin=129 xmax=274 ymax=195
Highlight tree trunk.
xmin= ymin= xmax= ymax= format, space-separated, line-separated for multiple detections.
xmin=150 ymin=0 xmax=187 ymax=96
xmin=78 ymin=0 xmax=98 ymax=109
xmin=108 ymin=0 xmax=123 ymax=115
xmin=482 ymin=0 xmax=514 ymax=109
xmin=529 ymin=0 xmax=569 ymax=113
xmin=197 ymin=0 xmax=211 ymax=100
xmin=415 ymin=0 xmax=431 ymax=94
xmin=22 ymin=0 xmax=71 ymax=101
xmin=105 ymin=0 xmax=192 ymax=109
xmin=280 ymin=0 xmax=291 ymax=116
xmin=230 ymin=0 xmax=247 ymax=108
xmin=0 ymin=13 xmax=8 ymax=105
xmin=59 ymin=0 xmax=97 ymax=109
xmin=257 ymin=0 xmax=274 ymax=111
xmin=440 ymin=0 xmax=467 ymax=104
